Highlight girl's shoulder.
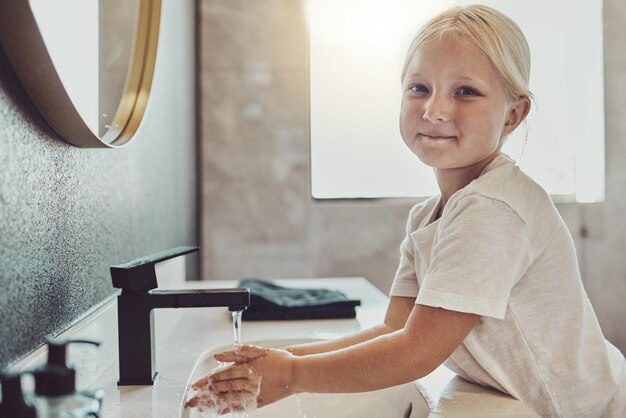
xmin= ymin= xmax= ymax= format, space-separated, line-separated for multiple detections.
xmin=406 ymin=195 xmax=440 ymax=231
xmin=448 ymin=154 xmax=557 ymax=226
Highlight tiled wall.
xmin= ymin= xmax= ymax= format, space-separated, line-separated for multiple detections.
xmin=199 ymin=0 xmax=625 ymax=353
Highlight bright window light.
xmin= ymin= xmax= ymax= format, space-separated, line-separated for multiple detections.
xmin=307 ymin=0 xmax=604 ymax=202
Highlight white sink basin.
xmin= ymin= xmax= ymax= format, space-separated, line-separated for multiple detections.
xmin=180 ymin=339 xmax=431 ymax=418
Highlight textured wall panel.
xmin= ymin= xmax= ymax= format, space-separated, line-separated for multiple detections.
xmin=0 ymin=1 xmax=197 ymax=370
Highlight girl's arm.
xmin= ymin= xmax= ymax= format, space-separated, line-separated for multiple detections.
xmin=194 ymin=303 xmax=480 ymax=410
xmin=291 ymin=304 xmax=479 ymax=393
xmin=284 ymin=296 xmax=416 ymax=356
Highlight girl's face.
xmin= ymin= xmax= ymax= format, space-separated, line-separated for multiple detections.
xmin=399 ymin=33 xmax=519 ymax=172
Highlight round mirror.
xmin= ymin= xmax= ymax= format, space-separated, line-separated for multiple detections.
xmin=0 ymin=0 xmax=161 ymax=148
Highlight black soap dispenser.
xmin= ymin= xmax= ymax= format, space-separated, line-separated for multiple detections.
xmin=0 ymin=372 xmax=36 ymax=418
xmin=32 ymin=339 xmax=104 ymax=418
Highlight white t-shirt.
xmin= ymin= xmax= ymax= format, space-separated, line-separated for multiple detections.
xmin=390 ymin=153 xmax=626 ymax=417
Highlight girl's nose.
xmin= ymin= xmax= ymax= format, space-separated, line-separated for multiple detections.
xmin=423 ymin=94 xmax=451 ymax=123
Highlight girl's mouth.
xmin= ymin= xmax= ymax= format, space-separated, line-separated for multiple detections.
xmin=419 ymin=133 xmax=456 ymax=140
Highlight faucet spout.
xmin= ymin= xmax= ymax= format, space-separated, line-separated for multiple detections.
xmin=110 ymin=247 xmax=250 ymax=386
xmin=146 ymin=288 xmax=250 ymax=310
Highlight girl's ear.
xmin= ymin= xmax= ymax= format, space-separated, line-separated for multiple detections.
xmin=503 ymin=97 xmax=531 ymax=136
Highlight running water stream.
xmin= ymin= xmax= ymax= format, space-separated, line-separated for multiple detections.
xmin=202 ymin=310 xmax=248 ymax=418
xmin=232 ymin=310 xmax=243 ymax=346
xmin=230 ymin=310 xmax=248 ymax=418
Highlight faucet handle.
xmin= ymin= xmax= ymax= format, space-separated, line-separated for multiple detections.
xmin=110 ymin=246 xmax=199 ymax=292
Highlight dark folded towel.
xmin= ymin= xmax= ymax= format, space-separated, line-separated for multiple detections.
xmin=238 ymin=278 xmax=361 ymax=321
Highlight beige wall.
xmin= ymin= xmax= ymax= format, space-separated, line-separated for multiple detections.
xmin=199 ymin=0 xmax=626 ymax=353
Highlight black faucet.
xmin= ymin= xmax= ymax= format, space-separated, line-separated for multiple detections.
xmin=110 ymin=246 xmax=250 ymax=386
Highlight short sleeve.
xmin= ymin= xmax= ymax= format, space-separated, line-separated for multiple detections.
xmin=416 ymin=195 xmax=532 ymax=319
xmin=389 ymin=233 xmax=419 ymax=297
xmin=389 ymin=206 xmax=422 ymax=298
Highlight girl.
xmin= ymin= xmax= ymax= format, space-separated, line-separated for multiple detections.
xmin=188 ymin=5 xmax=626 ymax=417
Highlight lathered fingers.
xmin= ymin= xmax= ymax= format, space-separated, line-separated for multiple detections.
xmin=210 ymin=364 xmax=260 ymax=384
xmin=210 ymin=377 xmax=260 ymax=395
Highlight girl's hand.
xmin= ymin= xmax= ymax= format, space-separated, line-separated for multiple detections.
xmin=185 ymin=345 xmax=296 ymax=412
xmin=215 ymin=345 xmax=296 ymax=408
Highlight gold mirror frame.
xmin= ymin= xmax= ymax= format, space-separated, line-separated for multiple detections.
xmin=0 ymin=0 xmax=161 ymax=148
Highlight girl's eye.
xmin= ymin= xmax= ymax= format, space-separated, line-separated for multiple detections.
xmin=409 ymin=84 xmax=429 ymax=94
xmin=458 ymin=86 xmax=480 ymax=97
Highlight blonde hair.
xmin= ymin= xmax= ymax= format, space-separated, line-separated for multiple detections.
xmin=401 ymin=4 xmax=532 ymax=103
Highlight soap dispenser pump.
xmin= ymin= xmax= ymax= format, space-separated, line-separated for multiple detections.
xmin=32 ymin=339 xmax=104 ymax=418
xmin=0 ymin=372 xmax=36 ymax=418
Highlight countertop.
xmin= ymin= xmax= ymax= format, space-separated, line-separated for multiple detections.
xmin=12 ymin=277 xmax=538 ymax=417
